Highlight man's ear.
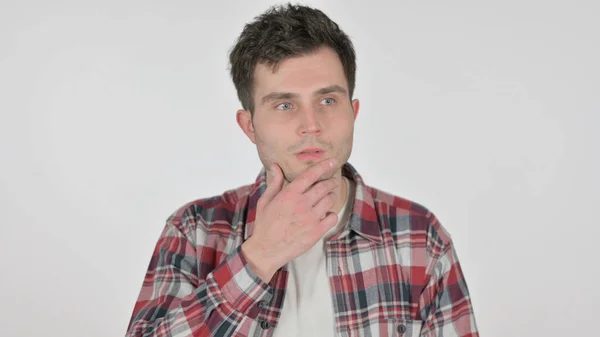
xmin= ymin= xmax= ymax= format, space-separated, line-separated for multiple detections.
xmin=351 ymin=98 xmax=360 ymax=120
xmin=236 ymin=109 xmax=256 ymax=144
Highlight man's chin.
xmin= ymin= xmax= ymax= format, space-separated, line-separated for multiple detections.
xmin=283 ymin=164 xmax=338 ymax=185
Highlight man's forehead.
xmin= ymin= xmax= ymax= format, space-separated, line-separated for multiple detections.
xmin=256 ymin=47 xmax=341 ymax=73
xmin=252 ymin=53 xmax=348 ymax=96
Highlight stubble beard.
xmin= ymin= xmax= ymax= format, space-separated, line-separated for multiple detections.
xmin=257 ymin=133 xmax=354 ymax=186
xmin=283 ymin=138 xmax=353 ymax=186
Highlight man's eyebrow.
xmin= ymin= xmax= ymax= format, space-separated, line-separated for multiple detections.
xmin=314 ymin=85 xmax=347 ymax=96
xmin=261 ymin=92 xmax=298 ymax=104
xmin=260 ymin=85 xmax=347 ymax=105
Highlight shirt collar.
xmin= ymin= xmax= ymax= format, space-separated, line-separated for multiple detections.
xmin=242 ymin=162 xmax=383 ymax=244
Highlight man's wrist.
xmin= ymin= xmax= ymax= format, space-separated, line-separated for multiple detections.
xmin=241 ymin=239 xmax=277 ymax=283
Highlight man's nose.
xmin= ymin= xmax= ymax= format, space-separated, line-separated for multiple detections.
xmin=297 ymin=107 xmax=322 ymax=136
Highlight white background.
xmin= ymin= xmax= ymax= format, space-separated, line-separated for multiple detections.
xmin=1 ymin=0 xmax=598 ymax=336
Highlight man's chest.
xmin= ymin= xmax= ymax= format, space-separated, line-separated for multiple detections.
xmin=214 ymin=234 xmax=426 ymax=337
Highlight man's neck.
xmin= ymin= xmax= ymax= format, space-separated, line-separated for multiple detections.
xmin=332 ymin=175 xmax=348 ymax=215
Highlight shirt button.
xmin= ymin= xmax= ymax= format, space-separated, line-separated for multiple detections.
xmin=260 ymin=320 xmax=271 ymax=329
xmin=397 ymin=324 xmax=406 ymax=333
xmin=257 ymin=301 xmax=267 ymax=309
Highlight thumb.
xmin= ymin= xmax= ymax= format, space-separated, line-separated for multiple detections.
xmin=262 ymin=163 xmax=284 ymax=204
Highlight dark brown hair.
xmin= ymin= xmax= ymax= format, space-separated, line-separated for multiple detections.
xmin=228 ymin=3 xmax=356 ymax=113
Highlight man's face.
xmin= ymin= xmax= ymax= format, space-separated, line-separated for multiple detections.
xmin=237 ymin=46 xmax=360 ymax=184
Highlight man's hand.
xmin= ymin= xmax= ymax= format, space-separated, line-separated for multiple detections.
xmin=241 ymin=159 xmax=339 ymax=283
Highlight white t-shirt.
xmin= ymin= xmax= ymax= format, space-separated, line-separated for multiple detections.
xmin=272 ymin=176 xmax=355 ymax=337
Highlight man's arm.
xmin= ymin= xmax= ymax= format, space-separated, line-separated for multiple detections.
xmin=419 ymin=242 xmax=479 ymax=337
xmin=126 ymin=159 xmax=339 ymax=336
xmin=125 ymin=219 xmax=272 ymax=337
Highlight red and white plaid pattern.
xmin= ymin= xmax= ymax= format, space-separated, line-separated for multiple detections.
xmin=126 ymin=163 xmax=479 ymax=336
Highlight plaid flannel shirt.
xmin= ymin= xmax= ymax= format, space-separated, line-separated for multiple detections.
xmin=126 ymin=162 xmax=479 ymax=337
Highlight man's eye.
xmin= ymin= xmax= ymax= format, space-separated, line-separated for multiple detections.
xmin=321 ymin=98 xmax=336 ymax=105
xmin=276 ymin=103 xmax=293 ymax=110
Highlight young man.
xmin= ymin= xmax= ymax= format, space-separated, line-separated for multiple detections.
xmin=126 ymin=4 xmax=479 ymax=337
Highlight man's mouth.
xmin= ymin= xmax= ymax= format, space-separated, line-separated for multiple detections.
xmin=296 ymin=148 xmax=325 ymax=160
xmin=299 ymin=148 xmax=324 ymax=154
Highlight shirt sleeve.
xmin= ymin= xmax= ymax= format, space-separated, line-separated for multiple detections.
xmin=419 ymin=242 xmax=479 ymax=337
xmin=125 ymin=220 xmax=273 ymax=337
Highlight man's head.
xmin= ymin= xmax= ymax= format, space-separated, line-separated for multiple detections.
xmin=231 ymin=3 xmax=359 ymax=184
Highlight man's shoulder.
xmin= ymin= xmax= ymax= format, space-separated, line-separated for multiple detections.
xmin=367 ymin=185 xmax=430 ymax=217
xmin=164 ymin=183 xmax=253 ymax=232
xmin=366 ymin=184 xmax=454 ymax=250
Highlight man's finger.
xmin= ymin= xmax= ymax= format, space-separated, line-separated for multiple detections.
xmin=317 ymin=211 xmax=338 ymax=236
xmin=261 ymin=163 xmax=284 ymax=205
xmin=305 ymin=178 xmax=338 ymax=206
xmin=288 ymin=158 xmax=337 ymax=194
xmin=312 ymin=191 xmax=336 ymax=218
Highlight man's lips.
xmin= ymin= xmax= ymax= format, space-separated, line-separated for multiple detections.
xmin=295 ymin=147 xmax=326 ymax=160
xmin=297 ymin=147 xmax=325 ymax=155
